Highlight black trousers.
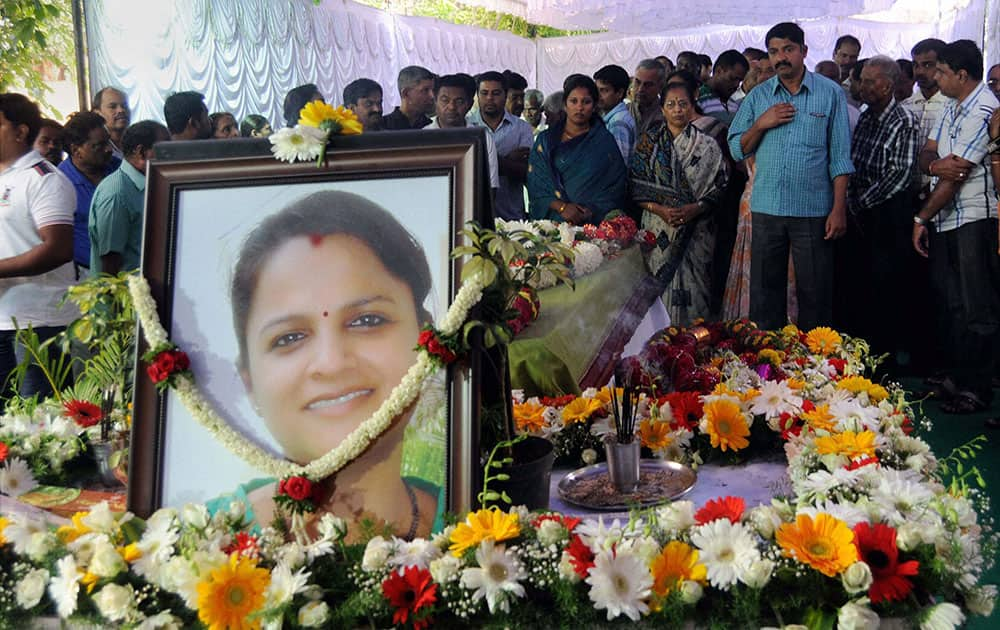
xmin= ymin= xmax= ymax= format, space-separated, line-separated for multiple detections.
xmin=928 ymin=218 xmax=1000 ymax=403
xmin=750 ymin=213 xmax=833 ymax=331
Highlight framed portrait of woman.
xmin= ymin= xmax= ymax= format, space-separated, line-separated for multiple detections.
xmin=130 ymin=129 xmax=492 ymax=540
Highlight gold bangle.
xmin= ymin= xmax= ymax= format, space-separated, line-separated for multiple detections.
xmin=559 ymin=202 xmax=567 ymax=215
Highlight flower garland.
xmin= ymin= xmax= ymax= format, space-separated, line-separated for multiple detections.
xmin=126 ymin=272 xmax=486 ymax=482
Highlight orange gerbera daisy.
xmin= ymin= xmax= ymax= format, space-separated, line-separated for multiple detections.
xmin=561 ymin=397 xmax=604 ymax=425
xmin=702 ymin=399 xmax=750 ymax=452
xmin=776 ymin=513 xmax=858 ymax=577
xmin=805 ymin=327 xmax=842 ymax=356
xmin=639 ymin=419 xmax=673 ymax=451
xmin=513 ymin=401 xmax=546 ymax=432
xmin=650 ymin=540 xmax=707 ymax=605
xmin=814 ymin=431 xmax=877 ymax=459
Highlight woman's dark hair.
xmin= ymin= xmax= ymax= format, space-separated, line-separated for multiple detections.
xmin=283 ymin=83 xmax=322 ymax=127
xmin=209 ymin=112 xmax=235 ymax=133
xmin=664 ymin=70 xmax=699 ymax=104
xmin=562 ymin=74 xmax=599 ymax=104
xmin=240 ymin=114 xmax=271 ymax=137
xmin=231 ymin=191 xmax=432 ymax=367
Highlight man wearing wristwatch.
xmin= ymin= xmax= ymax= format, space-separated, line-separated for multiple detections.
xmin=911 ymin=40 xmax=999 ymax=418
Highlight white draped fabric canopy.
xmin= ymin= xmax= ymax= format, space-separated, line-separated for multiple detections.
xmin=84 ymin=0 xmax=997 ymax=126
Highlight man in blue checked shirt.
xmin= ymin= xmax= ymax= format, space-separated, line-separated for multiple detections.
xmin=728 ymin=22 xmax=854 ymax=331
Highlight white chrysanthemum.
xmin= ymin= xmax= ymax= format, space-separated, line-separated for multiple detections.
xmin=390 ymin=537 xmax=441 ymax=571
xmin=870 ymin=474 xmax=935 ymax=526
xmin=94 ymin=583 xmax=135 ymax=623
xmin=572 ymin=241 xmax=604 ymax=277
xmin=576 ymin=517 xmax=644 ymax=551
xmin=49 ymin=555 xmax=82 ymax=618
xmin=133 ymin=519 xmax=180 ymax=580
xmin=269 ymin=125 xmax=326 ymax=163
xmin=689 ymin=519 xmax=760 ymax=590
xmin=429 ymin=554 xmax=463 ymax=584
xmin=585 ymin=548 xmax=652 ymax=621
xmin=265 ymin=563 xmax=310 ymax=608
xmin=797 ymin=501 xmax=868 ymax=528
xmin=460 ymin=540 xmax=526 ymax=614
xmin=0 ymin=457 xmax=39 ymax=496
xmin=656 ymin=501 xmax=697 ymax=534
xmin=557 ymin=221 xmax=577 ymax=245
xmin=15 ymin=567 xmax=49 ymax=609
xmin=361 ymin=535 xmax=393 ymax=572
xmin=618 ymin=536 xmax=661 ymax=566
xmin=829 ymin=397 xmax=882 ymax=432
xmin=918 ymin=602 xmax=965 ymax=630
xmin=750 ymin=380 xmax=803 ymax=418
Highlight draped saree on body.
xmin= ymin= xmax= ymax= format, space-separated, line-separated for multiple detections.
xmin=527 ymin=118 xmax=627 ymax=224
xmin=630 ymin=122 xmax=727 ymax=326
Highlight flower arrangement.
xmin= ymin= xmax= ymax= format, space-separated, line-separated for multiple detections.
xmin=269 ymin=100 xmax=362 ymax=166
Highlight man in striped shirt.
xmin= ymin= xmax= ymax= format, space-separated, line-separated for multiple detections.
xmin=911 ymin=40 xmax=999 ymax=415
xmin=728 ymin=22 xmax=854 ymax=331
xmin=697 ymin=50 xmax=749 ymax=126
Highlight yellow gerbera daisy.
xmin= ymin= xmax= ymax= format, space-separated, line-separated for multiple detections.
xmin=298 ymin=101 xmax=363 ymax=135
xmin=775 ymin=513 xmax=858 ymax=577
xmin=449 ymin=507 xmax=520 ymax=557
xmin=196 ymin=554 xmax=270 ymax=630
xmin=800 ymin=403 xmax=837 ymax=432
xmin=650 ymin=540 xmax=707 ymax=604
xmin=639 ymin=419 xmax=673 ymax=451
xmin=593 ymin=387 xmax=620 ymax=406
xmin=0 ymin=516 xmax=9 ymax=545
xmin=814 ymin=430 xmax=877 ymax=459
xmin=56 ymin=511 xmax=92 ymax=544
xmin=513 ymin=401 xmax=547 ymax=433
xmin=805 ymin=327 xmax=842 ymax=356
xmin=703 ymin=399 xmax=750 ymax=452
xmin=561 ymin=397 xmax=604 ymax=425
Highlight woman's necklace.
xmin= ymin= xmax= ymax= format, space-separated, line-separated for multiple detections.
xmin=561 ymin=125 xmax=587 ymax=141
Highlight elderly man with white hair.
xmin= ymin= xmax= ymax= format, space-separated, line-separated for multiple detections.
xmin=842 ymin=54 xmax=921 ymax=360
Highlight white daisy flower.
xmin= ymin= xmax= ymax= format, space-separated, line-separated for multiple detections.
xmin=829 ymin=397 xmax=882 ymax=432
xmin=265 ymin=563 xmax=310 ymax=608
xmin=689 ymin=519 xmax=760 ymax=590
xmin=870 ymin=472 xmax=935 ymax=526
xmin=5 ymin=513 xmax=47 ymax=554
xmin=460 ymin=540 xmax=526 ymax=614
xmin=0 ymin=457 xmax=39 ymax=496
xmin=389 ymin=537 xmax=441 ymax=571
xmin=576 ymin=517 xmax=644 ymax=551
xmin=585 ymin=548 xmax=652 ymax=621
xmin=269 ymin=125 xmax=326 ymax=163
xmin=132 ymin=519 xmax=181 ymax=580
xmin=918 ymin=602 xmax=965 ymax=630
xmin=49 ymin=555 xmax=82 ymax=618
xmin=797 ymin=500 xmax=868 ymax=528
xmin=750 ymin=380 xmax=803 ymax=419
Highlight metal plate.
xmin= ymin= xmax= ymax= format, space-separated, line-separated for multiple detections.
xmin=557 ymin=460 xmax=697 ymax=511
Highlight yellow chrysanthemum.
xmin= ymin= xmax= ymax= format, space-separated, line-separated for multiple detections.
xmin=757 ymin=348 xmax=784 ymax=367
xmin=836 ymin=375 xmax=887 ymax=402
xmin=513 ymin=401 xmax=547 ymax=433
xmin=56 ymin=511 xmax=92 ymax=543
xmin=781 ymin=324 xmax=801 ymax=338
xmin=785 ymin=378 xmax=806 ymax=390
xmin=650 ymin=541 xmax=707 ymax=605
xmin=703 ymin=399 xmax=750 ymax=452
xmin=298 ymin=101 xmax=363 ymax=135
xmin=561 ymin=397 xmax=604 ymax=425
xmin=866 ymin=384 xmax=889 ymax=402
xmin=800 ymin=403 xmax=837 ymax=432
xmin=449 ymin=507 xmax=521 ymax=557
xmin=593 ymin=387 xmax=621 ymax=406
xmin=196 ymin=553 xmax=271 ymax=630
xmin=775 ymin=513 xmax=858 ymax=577
xmin=814 ymin=431 xmax=877 ymax=459
xmin=639 ymin=419 xmax=673 ymax=451
xmin=118 ymin=543 xmax=142 ymax=563
xmin=0 ymin=516 xmax=9 ymax=545
xmin=805 ymin=327 xmax=842 ymax=356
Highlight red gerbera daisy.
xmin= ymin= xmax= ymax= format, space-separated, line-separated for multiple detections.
xmin=695 ymin=496 xmax=746 ymax=525
xmin=63 ymin=399 xmax=103 ymax=428
xmin=853 ymin=522 xmax=919 ymax=603
xmin=566 ymin=534 xmax=595 ymax=578
xmin=663 ymin=391 xmax=703 ymax=431
xmin=0 ymin=441 xmax=7 ymax=462
xmin=382 ymin=566 xmax=438 ymax=630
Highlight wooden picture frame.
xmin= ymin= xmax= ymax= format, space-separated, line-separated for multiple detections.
xmin=129 ymin=130 xmax=491 ymax=536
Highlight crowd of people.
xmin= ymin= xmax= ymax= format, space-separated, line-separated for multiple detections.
xmin=1 ymin=21 xmax=999 ymax=425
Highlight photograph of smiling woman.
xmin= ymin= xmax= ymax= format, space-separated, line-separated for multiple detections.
xmin=205 ymin=190 xmax=447 ymax=540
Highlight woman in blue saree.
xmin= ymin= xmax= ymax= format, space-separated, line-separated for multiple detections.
xmin=527 ymin=74 xmax=627 ymax=225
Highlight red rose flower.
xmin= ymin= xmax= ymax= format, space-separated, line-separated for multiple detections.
xmin=63 ymin=399 xmax=104 ymax=428
xmin=0 ymin=441 xmax=8 ymax=462
xmin=171 ymin=350 xmax=190 ymax=371
xmin=853 ymin=522 xmax=919 ymax=603
xmin=417 ymin=329 xmax=434 ymax=347
xmin=382 ymin=566 xmax=438 ymax=630
xmin=146 ymin=349 xmax=190 ymax=385
xmin=695 ymin=496 xmax=746 ymax=525
xmin=278 ymin=476 xmax=314 ymax=502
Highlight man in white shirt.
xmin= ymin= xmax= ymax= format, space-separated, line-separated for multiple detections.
xmin=902 ymin=39 xmax=951 ymax=168
xmin=0 ymin=93 xmax=78 ymax=400
xmin=426 ymin=74 xmax=499 ymax=196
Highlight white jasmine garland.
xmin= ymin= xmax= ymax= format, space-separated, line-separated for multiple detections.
xmin=128 ymin=272 xmax=487 ymax=481
xmin=15 ymin=568 xmax=49 ymax=609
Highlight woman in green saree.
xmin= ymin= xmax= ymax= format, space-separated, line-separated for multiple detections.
xmin=630 ymin=81 xmax=728 ymax=327
xmin=527 ymin=74 xmax=627 ymax=225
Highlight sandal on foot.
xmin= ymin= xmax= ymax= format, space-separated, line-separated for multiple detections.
xmin=940 ymin=392 xmax=988 ymax=415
